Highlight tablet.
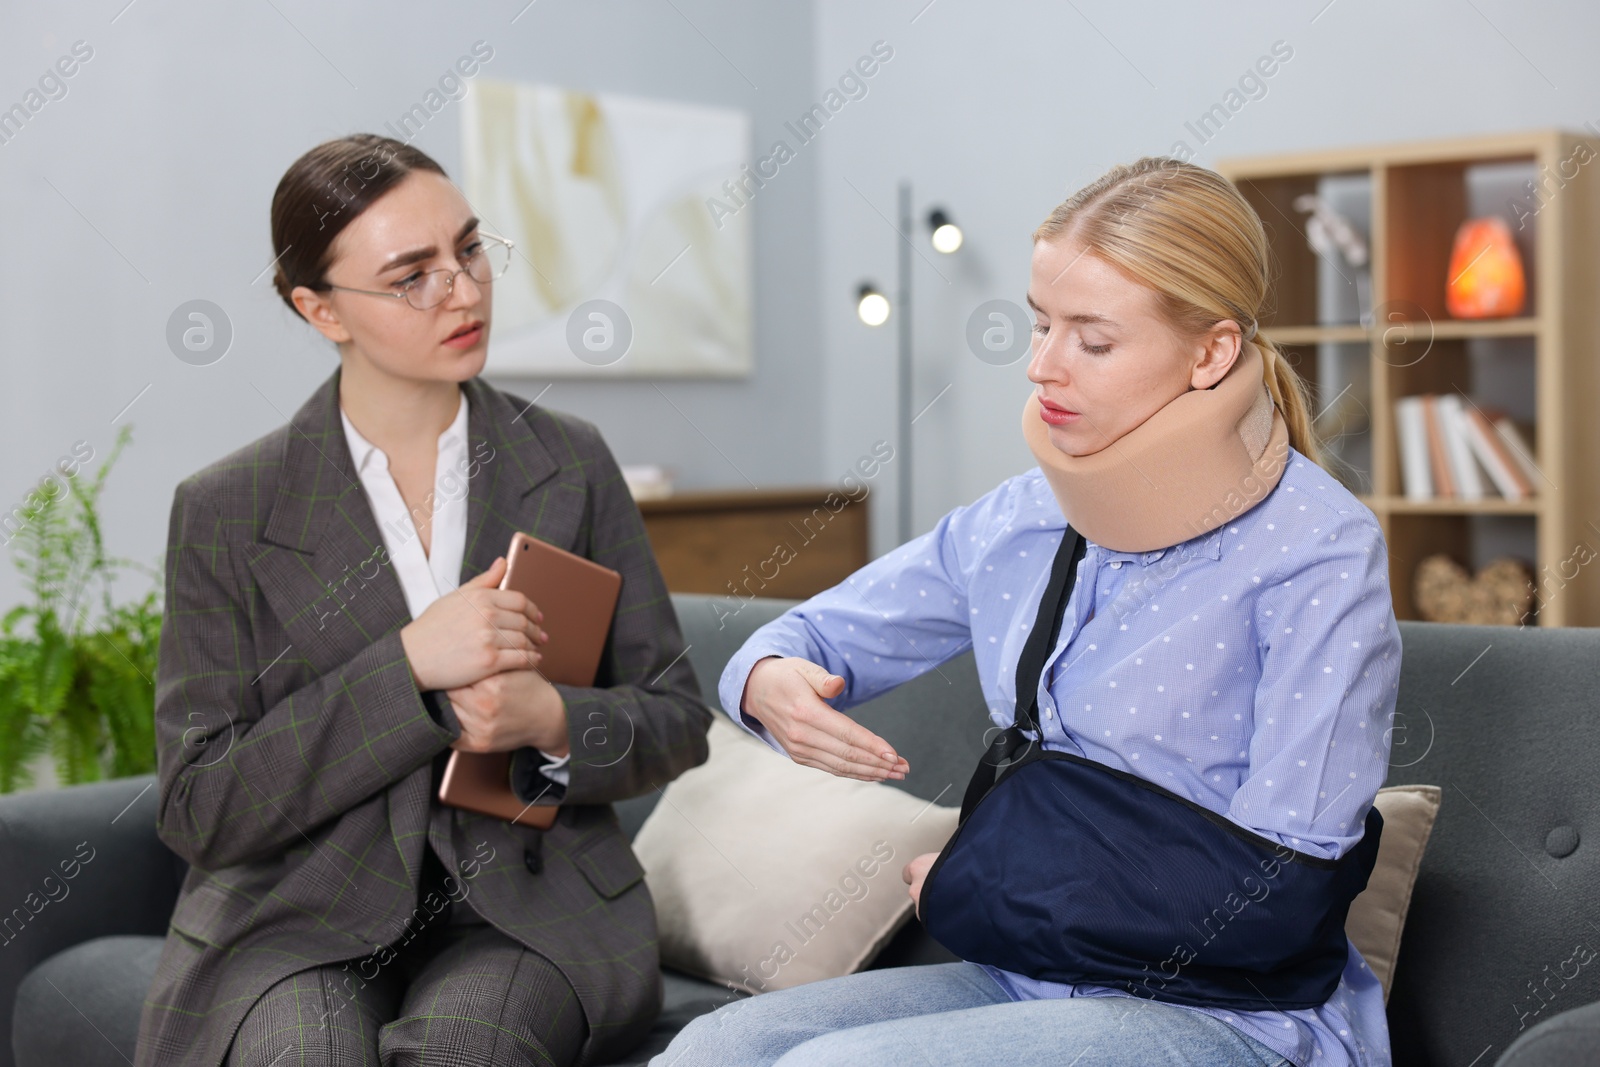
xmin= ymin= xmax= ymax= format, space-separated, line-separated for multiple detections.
xmin=437 ymin=531 xmax=622 ymax=828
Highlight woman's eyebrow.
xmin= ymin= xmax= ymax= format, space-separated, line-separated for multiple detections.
xmin=377 ymin=217 xmax=480 ymax=274
xmin=1024 ymin=293 xmax=1118 ymax=327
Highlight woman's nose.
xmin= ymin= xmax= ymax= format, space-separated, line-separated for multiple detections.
xmin=445 ymin=269 xmax=484 ymax=310
xmin=1026 ymin=332 xmax=1063 ymax=386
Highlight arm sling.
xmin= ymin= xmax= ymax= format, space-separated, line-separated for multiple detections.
xmin=918 ymin=524 xmax=1383 ymax=1011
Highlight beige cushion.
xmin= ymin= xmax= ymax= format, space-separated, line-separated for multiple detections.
xmin=1346 ymin=784 xmax=1442 ymax=1001
xmin=633 ymin=715 xmax=960 ymax=994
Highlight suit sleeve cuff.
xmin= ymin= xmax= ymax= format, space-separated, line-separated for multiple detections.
xmin=419 ymin=689 xmax=462 ymax=739
xmin=509 ymin=746 xmax=568 ymax=805
xmin=534 ymin=749 xmax=571 ymax=786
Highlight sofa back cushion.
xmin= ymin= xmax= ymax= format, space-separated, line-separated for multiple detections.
xmin=1383 ymin=620 xmax=1600 ymax=1064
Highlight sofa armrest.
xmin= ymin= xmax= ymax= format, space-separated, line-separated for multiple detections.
xmin=0 ymin=775 xmax=183 ymax=1062
xmin=1497 ymin=999 xmax=1600 ymax=1066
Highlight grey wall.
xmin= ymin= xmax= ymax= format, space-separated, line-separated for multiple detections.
xmin=0 ymin=0 xmax=821 ymax=610
xmin=812 ymin=0 xmax=1600 ymax=557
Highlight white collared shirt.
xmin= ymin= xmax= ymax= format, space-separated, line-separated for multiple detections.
xmin=340 ymin=388 xmax=569 ymax=784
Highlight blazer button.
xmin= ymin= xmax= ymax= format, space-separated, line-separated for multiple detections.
xmin=524 ymin=847 xmax=543 ymax=875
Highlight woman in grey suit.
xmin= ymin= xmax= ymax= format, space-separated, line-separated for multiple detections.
xmin=134 ymin=133 xmax=711 ymax=1067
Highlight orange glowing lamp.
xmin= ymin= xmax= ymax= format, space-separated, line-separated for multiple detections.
xmin=1446 ymin=217 xmax=1526 ymax=319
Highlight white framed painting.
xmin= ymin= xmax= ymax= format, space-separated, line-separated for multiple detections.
xmin=461 ymin=80 xmax=752 ymax=377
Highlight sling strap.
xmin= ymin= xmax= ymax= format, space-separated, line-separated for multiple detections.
xmin=959 ymin=525 xmax=1087 ymax=824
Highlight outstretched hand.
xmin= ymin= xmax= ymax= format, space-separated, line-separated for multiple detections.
xmin=738 ymin=656 xmax=908 ymax=781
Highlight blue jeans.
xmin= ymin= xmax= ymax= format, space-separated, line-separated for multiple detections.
xmin=649 ymin=963 xmax=1292 ymax=1067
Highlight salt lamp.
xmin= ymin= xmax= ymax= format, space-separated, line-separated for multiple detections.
xmin=1446 ymin=217 xmax=1526 ymax=318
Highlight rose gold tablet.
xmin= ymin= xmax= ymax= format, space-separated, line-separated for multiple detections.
xmin=497 ymin=530 xmax=623 ymax=689
xmin=437 ymin=531 xmax=622 ymax=828
xmin=437 ymin=751 xmax=559 ymax=829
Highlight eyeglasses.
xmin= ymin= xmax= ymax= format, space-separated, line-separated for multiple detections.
xmin=322 ymin=232 xmax=514 ymax=310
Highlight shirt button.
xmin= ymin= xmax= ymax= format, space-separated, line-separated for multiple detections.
xmin=1110 ymin=560 xmax=1122 ymax=569
xmin=1043 ymin=707 xmax=1054 ymax=719
xmin=524 ymin=847 xmax=543 ymax=875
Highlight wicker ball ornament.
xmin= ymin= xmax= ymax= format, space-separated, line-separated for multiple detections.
xmin=1413 ymin=553 xmax=1534 ymax=625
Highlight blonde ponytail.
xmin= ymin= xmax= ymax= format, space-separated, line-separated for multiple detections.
xmin=1257 ymin=337 xmax=1325 ymax=470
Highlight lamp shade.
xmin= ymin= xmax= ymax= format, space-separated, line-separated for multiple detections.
xmin=1445 ymin=217 xmax=1526 ymax=319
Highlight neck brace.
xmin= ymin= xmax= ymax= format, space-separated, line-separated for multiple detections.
xmin=1021 ymin=340 xmax=1291 ymax=553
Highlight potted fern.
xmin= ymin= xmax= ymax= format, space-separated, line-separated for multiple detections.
xmin=0 ymin=425 xmax=161 ymax=791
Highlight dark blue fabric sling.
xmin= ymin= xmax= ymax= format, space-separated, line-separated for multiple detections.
xmin=918 ymin=524 xmax=1384 ymax=1011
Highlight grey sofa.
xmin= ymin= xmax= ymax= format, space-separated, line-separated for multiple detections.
xmin=3 ymin=592 xmax=1598 ymax=1066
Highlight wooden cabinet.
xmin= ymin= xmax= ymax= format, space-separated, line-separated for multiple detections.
xmin=638 ymin=488 xmax=869 ymax=600
xmin=1219 ymin=130 xmax=1600 ymax=626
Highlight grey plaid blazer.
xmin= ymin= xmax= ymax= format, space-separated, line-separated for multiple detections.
xmin=134 ymin=369 xmax=711 ymax=1067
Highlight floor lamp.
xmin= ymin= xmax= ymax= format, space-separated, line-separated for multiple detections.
xmin=856 ymin=182 xmax=963 ymax=546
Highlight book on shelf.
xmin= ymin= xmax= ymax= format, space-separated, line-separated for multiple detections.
xmin=1393 ymin=393 xmax=1537 ymax=502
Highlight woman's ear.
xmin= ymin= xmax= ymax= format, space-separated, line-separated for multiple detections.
xmin=291 ymin=286 xmax=353 ymax=345
xmin=1190 ymin=320 xmax=1244 ymax=390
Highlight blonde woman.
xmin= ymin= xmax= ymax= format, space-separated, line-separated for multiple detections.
xmin=653 ymin=158 xmax=1398 ymax=1067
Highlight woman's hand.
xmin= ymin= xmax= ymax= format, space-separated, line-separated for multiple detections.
xmin=446 ymin=668 xmax=569 ymax=755
xmin=902 ymin=851 xmax=938 ymax=919
xmin=739 ymin=656 xmax=908 ymax=781
xmin=400 ymin=557 xmax=549 ymax=691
